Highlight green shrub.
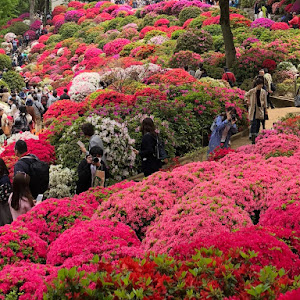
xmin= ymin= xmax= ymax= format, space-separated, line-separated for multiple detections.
xmin=119 ymin=41 xmax=143 ymax=57
xmin=139 ymin=13 xmax=156 ymax=30
xmin=46 ymin=34 xmax=62 ymax=45
xmin=84 ymin=31 xmax=100 ymax=44
xmin=154 ymin=14 xmax=180 ymax=26
xmin=2 ymin=71 xmax=25 ymax=91
xmin=0 ymin=54 xmax=11 ymax=71
xmin=203 ymin=24 xmax=222 ymax=36
xmin=169 ymin=50 xmax=202 ymax=69
xmin=212 ymin=35 xmax=225 ymax=52
xmin=135 ymin=9 xmax=142 ymax=18
xmin=240 ymin=0 xmax=256 ymax=8
xmin=59 ymin=22 xmax=80 ymax=40
xmin=276 ymin=79 xmax=294 ymax=96
xmin=189 ymin=16 xmax=207 ymax=29
xmin=251 ymin=27 xmax=273 ymax=42
xmin=8 ymin=22 xmax=30 ymax=36
xmin=171 ymin=29 xmax=185 ymax=40
xmin=240 ymin=78 xmax=254 ymax=91
xmin=98 ymin=39 xmax=109 ymax=49
xmin=0 ymin=79 xmax=10 ymax=91
xmin=103 ymin=17 xmax=122 ymax=32
xmin=204 ymin=64 xmax=223 ymax=79
xmin=232 ymin=27 xmax=252 ymax=44
xmin=179 ymin=6 xmax=202 ymax=25
xmin=155 ymin=40 xmax=176 ymax=56
xmin=175 ymin=29 xmax=213 ymax=54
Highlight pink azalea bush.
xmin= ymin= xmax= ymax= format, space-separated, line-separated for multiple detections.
xmin=46 ymin=219 xmax=143 ymax=266
xmin=251 ymin=18 xmax=275 ymax=28
xmin=103 ymin=38 xmax=131 ymax=55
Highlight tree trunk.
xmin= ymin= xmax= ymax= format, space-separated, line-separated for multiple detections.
xmin=30 ymin=0 xmax=35 ymax=24
xmin=219 ymin=0 xmax=236 ymax=68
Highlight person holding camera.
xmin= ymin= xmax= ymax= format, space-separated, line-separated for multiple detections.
xmin=208 ymin=107 xmax=238 ymax=155
xmin=76 ymin=146 xmax=108 ymax=194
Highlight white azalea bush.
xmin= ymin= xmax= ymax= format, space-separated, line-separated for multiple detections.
xmin=69 ymin=72 xmax=100 ymax=102
xmin=56 ymin=115 xmax=137 ymax=183
xmin=45 ymin=164 xmax=75 ymax=199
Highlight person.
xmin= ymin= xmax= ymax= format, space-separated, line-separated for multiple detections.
xmin=245 ymin=78 xmax=267 ymax=144
xmin=1 ymin=88 xmax=10 ymax=104
xmin=264 ymin=68 xmax=275 ymax=109
xmin=60 ymin=88 xmax=70 ymax=100
xmin=41 ymin=95 xmax=48 ymax=114
xmin=36 ymin=89 xmax=42 ymax=102
xmin=0 ymin=86 xmax=4 ymax=94
xmin=8 ymin=98 xmax=19 ymax=120
xmin=195 ymin=63 xmax=208 ymax=79
xmin=261 ymin=4 xmax=267 ymax=18
xmin=0 ymin=107 xmax=10 ymax=136
xmin=258 ymin=7 xmax=264 ymax=19
xmin=134 ymin=118 xmax=163 ymax=177
xmin=289 ymin=12 xmax=299 ymax=28
xmin=24 ymin=33 xmax=30 ymax=47
xmin=47 ymin=90 xmax=59 ymax=108
xmin=76 ymin=146 xmax=108 ymax=194
xmin=208 ymin=107 xmax=237 ymax=155
xmin=222 ymin=67 xmax=236 ymax=87
xmin=12 ymin=106 xmax=31 ymax=134
xmin=19 ymin=88 xmax=27 ymax=101
xmin=184 ymin=66 xmax=195 ymax=77
xmin=0 ymin=159 xmax=13 ymax=226
xmin=25 ymin=99 xmax=36 ymax=131
xmin=80 ymin=123 xmax=104 ymax=156
xmin=8 ymin=173 xmax=35 ymax=221
xmin=254 ymin=1 xmax=259 ymax=19
xmin=32 ymin=95 xmax=44 ymax=132
xmin=13 ymin=140 xmax=49 ymax=198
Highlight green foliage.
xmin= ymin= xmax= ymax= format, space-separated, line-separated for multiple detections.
xmin=240 ymin=0 xmax=256 ymax=8
xmin=0 ymin=54 xmax=11 ymax=71
xmin=178 ymin=6 xmax=202 ymax=25
xmin=175 ymin=29 xmax=213 ymax=54
xmin=212 ymin=35 xmax=225 ymax=52
xmin=203 ymin=64 xmax=223 ymax=79
xmin=240 ymin=78 xmax=254 ymax=91
xmin=103 ymin=17 xmax=122 ymax=32
xmin=139 ymin=13 xmax=156 ymax=30
xmin=59 ymin=22 xmax=81 ymax=40
xmin=46 ymin=34 xmax=62 ymax=45
xmin=84 ymin=31 xmax=100 ymax=44
xmin=119 ymin=15 xmax=138 ymax=28
xmin=8 ymin=21 xmax=29 ymax=36
xmin=251 ymin=27 xmax=274 ymax=42
xmin=154 ymin=14 xmax=180 ymax=26
xmin=189 ymin=16 xmax=207 ymax=29
xmin=203 ymin=24 xmax=222 ymax=36
xmin=2 ymin=70 xmax=25 ymax=91
xmin=232 ymin=27 xmax=252 ymax=44
xmin=276 ymin=79 xmax=294 ymax=96
xmin=169 ymin=50 xmax=202 ymax=70
xmin=156 ymin=40 xmax=176 ymax=56
xmin=171 ymin=29 xmax=185 ymax=40
xmin=0 ymin=79 xmax=10 ymax=91
xmin=0 ymin=0 xmax=20 ymax=26
xmin=119 ymin=41 xmax=143 ymax=57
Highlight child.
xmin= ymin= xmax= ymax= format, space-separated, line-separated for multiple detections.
xmin=8 ymin=173 xmax=35 ymax=221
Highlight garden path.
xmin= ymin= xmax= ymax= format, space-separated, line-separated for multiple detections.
xmin=231 ymin=106 xmax=300 ymax=149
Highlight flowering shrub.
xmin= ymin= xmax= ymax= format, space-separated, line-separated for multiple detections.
xmin=47 ymin=219 xmax=143 ymax=266
xmin=30 ymin=19 xmax=42 ymax=31
xmin=251 ymin=18 xmax=275 ymax=28
xmin=94 ymin=182 xmax=176 ymax=239
xmin=262 ymin=58 xmax=277 ymax=72
xmin=271 ymin=22 xmax=290 ymax=30
xmin=64 ymin=10 xmax=85 ymax=22
xmin=23 ymin=30 xmax=36 ymax=40
xmin=30 ymin=43 xmax=46 ymax=54
xmin=103 ymin=38 xmax=131 ymax=56
xmin=208 ymin=146 xmax=235 ymax=161
xmin=0 ymin=263 xmax=57 ymax=300
xmin=0 ymin=225 xmax=47 ymax=267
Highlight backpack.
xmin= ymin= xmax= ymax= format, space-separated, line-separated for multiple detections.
xmin=20 ymin=155 xmax=49 ymax=198
xmin=12 ymin=115 xmax=30 ymax=134
xmin=154 ymin=136 xmax=168 ymax=160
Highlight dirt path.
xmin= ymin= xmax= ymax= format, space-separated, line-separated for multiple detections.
xmin=231 ymin=107 xmax=300 ymax=149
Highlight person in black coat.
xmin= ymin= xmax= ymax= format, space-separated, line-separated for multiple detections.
xmin=59 ymin=88 xmax=70 ymax=100
xmin=76 ymin=146 xmax=108 ymax=194
xmin=0 ymin=158 xmax=12 ymax=226
xmin=134 ymin=118 xmax=162 ymax=177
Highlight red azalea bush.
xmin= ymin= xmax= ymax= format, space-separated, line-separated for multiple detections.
xmin=0 ymin=137 xmax=56 ymax=164
xmin=23 ymin=30 xmax=36 ymax=40
xmin=0 ymin=225 xmax=47 ymax=267
xmin=84 ymin=47 xmax=103 ymax=60
xmin=271 ymin=22 xmax=290 ymax=30
xmin=30 ymin=20 xmax=42 ymax=31
xmin=13 ymin=196 xmax=97 ymax=244
xmin=143 ymin=195 xmax=252 ymax=253
xmin=0 ymin=263 xmax=57 ymax=299
xmin=43 ymin=100 xmax=87 ymax=121
xmin=68 ymin=1 xmax=85 ymax=9
xmin=103 ymin=38 xmax=131 ymax=56
xmin=30 ymin=43 xmax=46 ymax=54
xmin=175 ymin=226 xmax=300 ymax=275
xmin=93 ymin=183 xmax=177 ymax=239
xmin=86 ymin=90 xmax=134 ymax=108
xmin=262 ymin=58 xmax=277 ymax=72
xmin=278 ymin=288 xmax=300 ymax=299
xmin=52 ymin=5 xmax=67 ymax=16
xmin=46 ymin=219 xmax=143 ymax=266
xmin=146 ymin=68 xmax=196 ymax=85
xmin=133 ymin=87 xmax=167 ymax=102
xmin=154 ymin=18 xmax=170 ymax=27
xmin=208 ymin=146 xmax=236 ymax=161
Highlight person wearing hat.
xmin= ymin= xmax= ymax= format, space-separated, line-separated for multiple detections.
xmin=25 ymin=99 xmax=36 ymax=132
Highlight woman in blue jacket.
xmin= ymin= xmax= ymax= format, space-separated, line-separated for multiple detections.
xmin=208 ymin=107 xmax=237 ymax=155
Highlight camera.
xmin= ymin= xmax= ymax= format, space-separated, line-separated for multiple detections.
xmin=92 ymin=157 xmax=99 ymax=163
xmin=231 ymin=114 xmax=237 ymax=121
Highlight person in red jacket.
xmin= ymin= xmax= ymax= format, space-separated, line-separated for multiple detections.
xmin=289 ymin=12 xmax=299 ymax=28
xmin=222 ymin=67 xmax=236 ymax=87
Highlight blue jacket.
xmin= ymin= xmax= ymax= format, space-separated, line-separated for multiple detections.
xmin=208 ymin=116 xmax=237 ymax=155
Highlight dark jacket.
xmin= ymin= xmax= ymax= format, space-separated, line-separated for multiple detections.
xmin=0 ymin=174 xmax=12 ymax=226
xmin=76 ymin=159 xmax=108 ymax=194
xmin=140 ymin=133 xmax=162 ymax=177
xmin=60 ymin=93 xmax=70 ymax=100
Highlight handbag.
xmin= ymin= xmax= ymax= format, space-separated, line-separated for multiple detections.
xmin=295 ymin=88 xmax=300 ymax=107
xmin=270 ymin=82 xmax=276 ymax=92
